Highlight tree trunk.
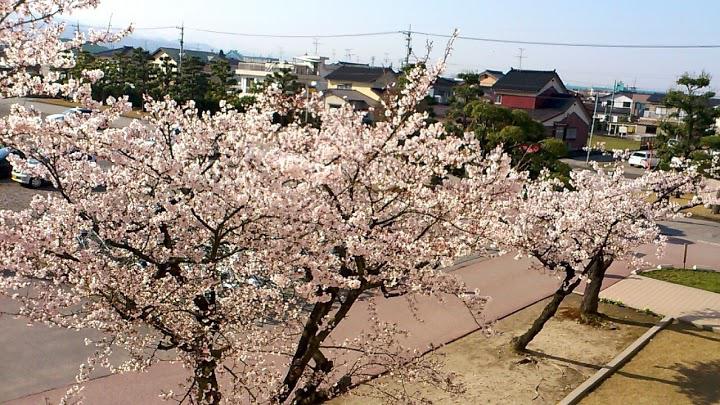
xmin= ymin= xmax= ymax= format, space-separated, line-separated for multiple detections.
xmin=195 ymin=359 xmax=221 ymax=405
xmin=580 ymin=257 xmax=613 ymax=322
xmin=512 ymin=274 xmax=581 ymax=352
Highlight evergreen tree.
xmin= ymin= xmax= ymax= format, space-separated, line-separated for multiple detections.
xmin=206 ymin=58 xmax=238 ymax=110
xmin=172 ymin=56 xmax=209 ymax=107
xmin=657 ymin=72 xmax=720 ymax=167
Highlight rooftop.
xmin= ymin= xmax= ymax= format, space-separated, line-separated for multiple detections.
xmin=325 ymin=65 xmax=395 ymax=83
xmin=152 ymin=47 xmax=223 ymax=63
xmin=493 ymin=69 xmax=562 ymax=93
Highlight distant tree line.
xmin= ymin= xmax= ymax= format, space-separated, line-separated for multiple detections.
xmin=69 ymin=49 xmax=254 ymax=112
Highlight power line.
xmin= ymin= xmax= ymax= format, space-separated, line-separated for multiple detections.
xmin=409 ymin=30 xmax=720 ymax=49
xmin=185 ymin=28 xmax=399 ymax=39
xmin=67 ymin=22 xmax=720 ymax=49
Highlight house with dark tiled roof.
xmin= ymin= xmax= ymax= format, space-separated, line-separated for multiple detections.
xmin=323 ymin=65 xmax=397 ymax=111
xmin=492 ymin=69 xmax=590 ymax=151
xmin=430 ymin=77 xmax=459 ymax=105
xmin=93 ymin=46 xmax=137 ymax=59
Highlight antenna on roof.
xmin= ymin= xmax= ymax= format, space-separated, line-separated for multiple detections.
xmin=516 ymin=47 xmax=526 ymax=70
xmin=312 ymin=38 xmax=321 ymax=55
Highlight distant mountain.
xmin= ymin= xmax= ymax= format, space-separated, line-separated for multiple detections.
xmin=59 ymin=23 xmax=215 ymax=54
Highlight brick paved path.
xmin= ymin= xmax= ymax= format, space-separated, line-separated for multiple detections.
xmin=600 ymin=274 xmax=720 ymax=332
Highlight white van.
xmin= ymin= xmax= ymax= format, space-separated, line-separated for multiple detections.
xmin=628 ymin=151 xmax=659 ymax=169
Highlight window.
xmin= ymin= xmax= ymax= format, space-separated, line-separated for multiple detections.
xmin=622 ymin=101 xmax=631 ymax=108
xmin=337 ymin=83 xmax=352 ymax=90
xmin=495 ymin=94 xmax=502 ymax=104
xmin=565 ymin=128 xmax=577 ymax=140
xmin=656 ymin=107 xmax=667 ymax=116
xmin=554 ymin=126 xmax=565 ymax=139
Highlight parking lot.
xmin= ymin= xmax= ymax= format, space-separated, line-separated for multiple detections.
xmin=0 ymin=179 xmax=53 ymax=211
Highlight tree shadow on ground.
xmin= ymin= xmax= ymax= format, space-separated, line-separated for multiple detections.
xmin=616 ymin=360 xmax=720 ymax=404
xmin=524 ymin=349 xmax=602 ymax=371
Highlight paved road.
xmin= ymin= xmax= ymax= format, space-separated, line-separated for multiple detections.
xmin=0 ymin=97 xmax=137 ymax=129
xmin=562 ymin=155 xmax=646 ymax=179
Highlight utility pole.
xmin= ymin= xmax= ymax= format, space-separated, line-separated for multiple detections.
xmin=516 ymin=48 xmax=526 ymax=70
xmin=178 ymin=23 xmax=185 ymax=72
xmin=344 ymin=48 xmax=353 ymax=62
xmin=607 ymin=80 xmax=617 ymax=135
xmin=586 ymin=92 xmax=600 ymax=164
xmin=404 ymin=24 xmax=412 ymax=66
xmin=370 ymin=56 xmax=375 ymax=66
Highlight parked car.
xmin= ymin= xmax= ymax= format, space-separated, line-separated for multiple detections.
xmin=0 ymin=147 xmax=14 ymax=178
xmin=628 ymin=151 xmax=658 ymax=169
xmin=11 ymin=149 xmax=95 ymax=188
xmin=47 ymin=108 xmax=109 ymax=129
xmin=11 ymin=157 xmax=45 ymax=188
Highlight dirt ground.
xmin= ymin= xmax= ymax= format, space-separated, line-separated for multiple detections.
xmin=582 ymin=322 xmax=720 ymax=405
xmin=333 ymin=294 xmax=660 ymax=404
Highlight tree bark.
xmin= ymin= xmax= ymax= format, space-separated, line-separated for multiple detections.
xmin=579 ymin=257 xmax=614 ymax=322
xmin=195 ymin=359 xmax=221 ymax=405
xmin=512 ymin=273 xmax=581 ymax=352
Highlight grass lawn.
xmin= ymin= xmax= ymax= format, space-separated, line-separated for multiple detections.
xmin=643 ymin=268 xmax=720 ymax=294
xmin=590 ymin=135 xmax=641 ymax=151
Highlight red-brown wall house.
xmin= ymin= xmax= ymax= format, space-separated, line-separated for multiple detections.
xmin=500 ymin=94 xmax=536 ymax=109
xmin=549 ymin=112 xmax=589 ymax=151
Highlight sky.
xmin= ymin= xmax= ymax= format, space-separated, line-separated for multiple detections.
xmin=65 ymin=0 xmax=720 ymax=92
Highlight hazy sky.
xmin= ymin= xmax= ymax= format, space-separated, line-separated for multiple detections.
xmin=66 ymin=0 xmax=720 ymax=91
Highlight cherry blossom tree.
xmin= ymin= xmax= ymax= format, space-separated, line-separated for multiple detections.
xmin=0 ymin=8 xmax=521 ymax=403
xmin=503 ymin=158 xmax=719 ymax=351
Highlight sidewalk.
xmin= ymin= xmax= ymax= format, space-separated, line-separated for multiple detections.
xmin=600 ymin=274 xmax=720 ymax=332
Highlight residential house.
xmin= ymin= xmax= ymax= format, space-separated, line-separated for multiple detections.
xmin=150 ymin=47 xmax=223 ymax=72
xmin=476 ymin=69 xmax=505 ymax=102
xmin=323 ymin=65 xmax=397 ymax=113
xmin=478 ymin=69 xmax=504 ymax=87
xmin=232 ymin=55 xmax=284 ymax=93
xmin=93 ymin=46 xmax=137 ymax=60
xmin=492 ymin=69 xmax=591 ymax=151
xmin=592 ymin=91 xmax=650 ymax=136
xmin=636 ymin=93 xmax=676 ymax=135
xmin=429 ymin=77 xmax=459 ymax=105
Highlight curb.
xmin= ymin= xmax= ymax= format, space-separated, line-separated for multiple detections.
xmin=558 ymin=315 xmax=674 ymax=405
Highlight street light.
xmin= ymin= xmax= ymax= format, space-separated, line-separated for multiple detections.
xmin=305 ymin=80 xmax=318 ymax=123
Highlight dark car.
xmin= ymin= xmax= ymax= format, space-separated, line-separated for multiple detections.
xmin=0 ymin=147 xmax=23 ymax=179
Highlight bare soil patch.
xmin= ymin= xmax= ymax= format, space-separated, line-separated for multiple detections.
xmin=333 ymin=294 xmax=659 ymax=404
xmin=582 ymin=321 xmax=720 ymax=405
